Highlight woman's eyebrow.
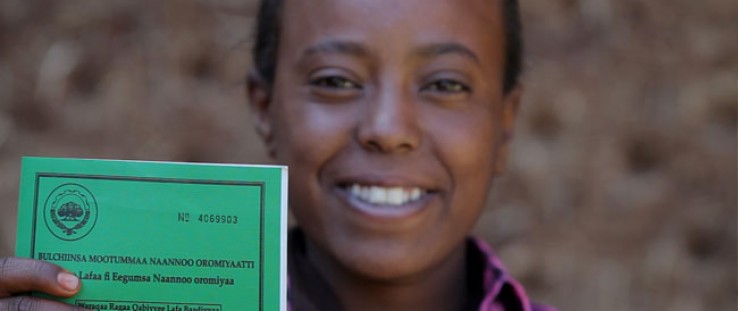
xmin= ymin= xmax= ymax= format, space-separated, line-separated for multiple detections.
xmin=302 ymin=40 xmax=371 ymax=58
xmin=414 ymin=43 xmax=480 ymax=64
xmin=297 ymin=41 xmax=479 ymax=65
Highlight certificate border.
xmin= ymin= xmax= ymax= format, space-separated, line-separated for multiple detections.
xmin=30 ymin=173 xmax=266 ymax=311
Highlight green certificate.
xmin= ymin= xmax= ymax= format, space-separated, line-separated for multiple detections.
xmin=15 ymin=157 xmax=288 ymax=311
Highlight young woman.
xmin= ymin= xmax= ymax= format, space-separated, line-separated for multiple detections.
xmin=0 ymin=0 xmax=554 ymax=310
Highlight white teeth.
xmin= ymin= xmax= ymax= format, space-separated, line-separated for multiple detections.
xmin=387 ymin=187 xmax=404 ymax=205
xmin=348 ymin=184 xmax=426 ymax=206
xmin=410 ymin=188 xmax=421 ymax=201
xmin=361 ymin=186 xmax=370 ymax=200
xmin=369 ymin=186 xmax=386 ymax=203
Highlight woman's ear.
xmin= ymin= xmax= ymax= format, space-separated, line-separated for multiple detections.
xmin=247 ymin=70 xmax=276 ymax=158
xmin=493 ymin=85 xmax=523 ymax=176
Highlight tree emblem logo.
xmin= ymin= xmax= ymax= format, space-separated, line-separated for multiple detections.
xmin=44 ymin=183 xmax=98 ymax=241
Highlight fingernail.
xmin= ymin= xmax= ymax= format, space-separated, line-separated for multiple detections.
xmin=58 ymin=271 xmax=79 ymax=291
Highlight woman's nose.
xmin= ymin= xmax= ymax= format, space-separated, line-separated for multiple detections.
xmin=356 ymin=90 xmax=421 ymax=154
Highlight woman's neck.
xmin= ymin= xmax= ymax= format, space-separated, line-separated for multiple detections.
xmin=304 ymin=239 xmax=469 ymax=311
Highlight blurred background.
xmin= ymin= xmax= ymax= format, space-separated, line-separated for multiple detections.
xmin=0 ymin=0 xmax=735 ymax=310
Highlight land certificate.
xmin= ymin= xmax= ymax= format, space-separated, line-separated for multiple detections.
xmin=15 ymin=157 xmax=288 ymax=311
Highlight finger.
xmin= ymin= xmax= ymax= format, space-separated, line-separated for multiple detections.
xmin=0 ymin=257 xmax=80 ymax=297
xmin=0 ymin=296 xmax=89 ymax=311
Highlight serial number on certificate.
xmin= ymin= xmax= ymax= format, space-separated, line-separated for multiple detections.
xmin=198 ymin=214 xmax=238 ymax=224
xmin=177 ymin=212 xmax=239 ymax=225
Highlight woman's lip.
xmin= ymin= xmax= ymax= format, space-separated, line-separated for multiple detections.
xmin=332 ymin=174 xmax=441 ymax=192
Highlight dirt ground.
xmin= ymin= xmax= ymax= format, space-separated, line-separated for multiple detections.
xmin=0 ymin=0 xmax=735 ymax=310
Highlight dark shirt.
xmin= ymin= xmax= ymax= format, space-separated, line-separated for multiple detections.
xmin=287 ymin=230 xmax=556 ymax=311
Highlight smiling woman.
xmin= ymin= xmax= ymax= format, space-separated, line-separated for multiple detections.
xmin=247 ymin=0 xmax=551 ymax=310
xmin=0 ymin=0 xmax=733 ymax=310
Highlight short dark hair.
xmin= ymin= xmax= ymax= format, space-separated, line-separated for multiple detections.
xmin=252 ymin=0 xmax=523 ymax=94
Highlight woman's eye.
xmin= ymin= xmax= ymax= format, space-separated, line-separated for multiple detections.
xmin=310 ymin=76 xmax=362 ymax=90
xmin=422 ymin=79 xmax=470 ymax=94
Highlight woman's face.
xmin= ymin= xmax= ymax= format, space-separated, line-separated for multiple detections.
xmin=251 ymin=0 xmax=521 ymax=280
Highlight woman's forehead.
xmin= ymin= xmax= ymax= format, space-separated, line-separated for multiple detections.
xmin=278 ymin=0 xmax=505 ymax=65
xmin=283 ymin=0 xmax=499 ymax=24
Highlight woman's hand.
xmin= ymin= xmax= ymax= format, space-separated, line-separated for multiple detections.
xmin=0 ymin=257 xmax=87 ymax=310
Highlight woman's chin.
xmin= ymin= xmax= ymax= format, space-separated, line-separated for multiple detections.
xmin=326 ymin=239 xmax=452 ymax=283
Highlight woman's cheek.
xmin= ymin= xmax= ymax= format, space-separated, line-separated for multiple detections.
xmin=432 ymin=107 xmax=497 ymax=167
xmin=278 ymin=102 xmax=356 ymax=175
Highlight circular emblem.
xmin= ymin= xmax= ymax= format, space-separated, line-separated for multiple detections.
xmin=44 ymin=183 xmax=98 ymax=241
